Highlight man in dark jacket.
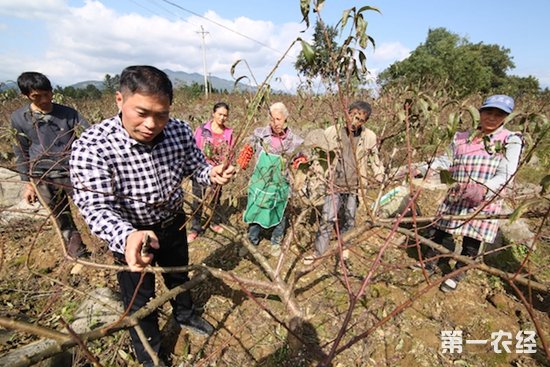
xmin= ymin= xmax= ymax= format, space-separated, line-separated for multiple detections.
xmin=11 ymin=71 xmax=89 ymax=257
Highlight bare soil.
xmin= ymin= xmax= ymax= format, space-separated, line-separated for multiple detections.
xmin=1 ymin=178 xmax=549 ymax=366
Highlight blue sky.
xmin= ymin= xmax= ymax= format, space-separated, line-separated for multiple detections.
xmin=0 ymin=0 xmax=548 ymax=92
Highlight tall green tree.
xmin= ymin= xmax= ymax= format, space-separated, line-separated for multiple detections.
xmin=295 ymin=20 xmax=341 ymax=82
xmin=53 ymin=84 xmax=102 ymax=99
xmin=294 ymin=4 xmax=379 ymax=92
xmin=84 ymin=84 xmax=102 ymax=99
xmin=378 ymin=27 xmax=539 ymax=96
xmin=504 ymin=75 xmax=541 ymax=97
xmin=103 ymin=74 xmax=120 ymax=94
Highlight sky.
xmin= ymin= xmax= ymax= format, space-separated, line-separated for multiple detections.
xmin=0 ymin=0 xmax=549 ymax=93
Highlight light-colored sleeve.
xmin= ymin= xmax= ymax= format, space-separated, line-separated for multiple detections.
xmin=417 ymin=138 xmax=454 ymax=176
xmin=485 ymin=134 xmax=523 ymax=195
xmin=363 ymin=130 xmax=385 ymax=181
xmin=323 ymin=125 xmax=340 ymax=152
xmin=417 ymin=154 xmax=453 ymax=176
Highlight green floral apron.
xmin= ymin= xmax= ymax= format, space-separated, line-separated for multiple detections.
xmin=243 ymin=151 xmax=290 ymax=228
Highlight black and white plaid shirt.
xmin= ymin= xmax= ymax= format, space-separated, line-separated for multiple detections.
xmin=70 ymin=114 xmax=211 ymax=254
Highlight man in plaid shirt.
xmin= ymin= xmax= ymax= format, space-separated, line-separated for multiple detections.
xmin=70 ymin=65 xmax=235 ymax=366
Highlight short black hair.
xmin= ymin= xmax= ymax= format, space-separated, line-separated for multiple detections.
xmin=348 ymin=100 xmax=372 ymax=116
xmin=213 ymin=101 xmax=229 ymax=112
xmin=17 ymin=72 xmax=53 ymax=96
xmin=119 ymin=65 xmax=173 ymax=104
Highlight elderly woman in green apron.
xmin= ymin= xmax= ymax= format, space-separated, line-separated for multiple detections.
xmin=241 ymin=102 xmax=304 ymax=256
xmin=417 ymin=95 xmax=523 ymax=292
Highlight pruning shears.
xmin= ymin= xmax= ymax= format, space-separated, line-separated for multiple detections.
xmin=141 ymin=233 xmax=151 ymax=257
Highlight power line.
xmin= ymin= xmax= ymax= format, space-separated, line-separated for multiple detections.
xmin=135 ymin=0 xmax=201 ymax=27
xmin=127 ymin=0 xmax=165 ymax=18
xmin=110 ymin=0 xmax=299 ymax=89
xmin=159 ymin=0 xmax=284 ymax=56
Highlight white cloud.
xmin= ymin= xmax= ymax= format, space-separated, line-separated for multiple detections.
xmin=0 ymin=2 xmax=415 ymax=92
xmin=369 ymin=41 xmax=410 ymax=65
xmin=0 ymin=1 xmax=306 ymax=88
xmin=276 ymin=73 xmax=302 ymax=93
xmin=354 ymin=41 xmax=410 ymax=84
xmin=0 ymin=54 xmax=31 ymax=82
xmin=1 ymin=2 xmax=547 ymax=93
xmin=190 ymin=11 xmax=304 ymax=86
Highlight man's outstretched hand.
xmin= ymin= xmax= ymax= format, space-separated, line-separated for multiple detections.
xmin=210 ymin=164 xmax=236 ymax=185
xmin=125 ymin=230 xmax=159 ymax=272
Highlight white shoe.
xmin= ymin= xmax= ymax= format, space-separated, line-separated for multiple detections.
xmin=303 ymin=255 xmax=317 ymax=266
xmin=341 ymin=249 xmax=349 ymax=260
xmin=440 ymin=278 xmax=459 ymax=293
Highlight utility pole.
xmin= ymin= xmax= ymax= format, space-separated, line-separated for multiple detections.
xmin=197 ymin=25 xmax=209 ymax=98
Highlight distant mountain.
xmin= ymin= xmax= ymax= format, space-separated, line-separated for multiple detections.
xmin=70 ymin=80 xmax=105 ymax=90
xmin=0 ymin=81 xmax=18 ymax=92
xmin=1 ymin=69 xmax=256 ymax=93
xmin=67 ymin=69 xmax=254 ymax=92
xmin=162 ymin=69 xmax=254 ymax=92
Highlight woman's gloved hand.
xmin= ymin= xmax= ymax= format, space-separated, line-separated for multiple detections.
xmin=461 ymin=183 xmax=487 ymax=207
xmin=292 ymin=154 xmax=308 ymax=169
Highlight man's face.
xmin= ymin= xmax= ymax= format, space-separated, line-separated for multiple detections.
xmin=269 ymin=110 xmax=287 ymax=135
xmin=480 ymin=108 xmax=507 ymax=134
xmin=116 ymin=91 xmax=171 ymax=144
xmin=27 ymin=89 xmax=53 ymax=113
xmin=349 ymin=108 xmax=369 ymax=131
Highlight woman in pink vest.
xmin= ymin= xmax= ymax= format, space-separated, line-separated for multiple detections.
xmin=418 ymin=95 xmax=523 ymax=292
xmin=188 ymin=102 xmax=234 ymax=243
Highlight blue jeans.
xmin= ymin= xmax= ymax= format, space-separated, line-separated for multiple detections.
xmin=248 ymin=217 xmax=286 ymax=247
xmin=314 ymin=192 xmax=358 ymax=256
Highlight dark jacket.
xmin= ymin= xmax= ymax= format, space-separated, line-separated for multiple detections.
xmin=11 ymin=103 xmax=89 ymax=180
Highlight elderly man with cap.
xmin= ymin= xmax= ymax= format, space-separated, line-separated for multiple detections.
xmin=415 ymin=94 xmax=523 ymax=292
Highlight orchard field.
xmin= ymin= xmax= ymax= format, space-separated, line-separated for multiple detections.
xmin=0 ymin=85 xmax=549 ymax=367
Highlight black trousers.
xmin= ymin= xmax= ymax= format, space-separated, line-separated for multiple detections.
xmin=114 ymin=213 xmax=193 ymax=364
xmin=429 ymin=228 xmax=481 ymax=269
xmin=33 ymin=175 xmax=79 ymax=242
